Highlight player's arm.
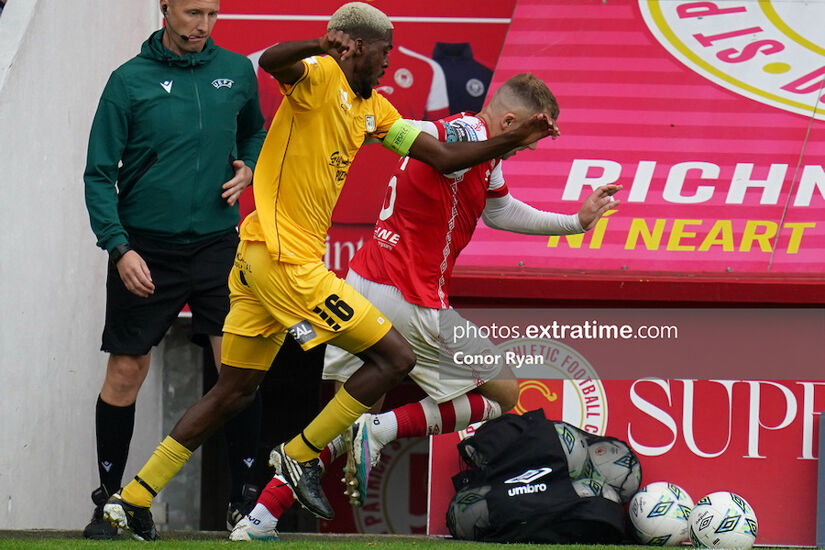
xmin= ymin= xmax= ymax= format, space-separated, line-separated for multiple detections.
xmin=482 ymin=184 xmax=621 ymax=234
xmin=382 ymin=115 xmax=559 ymax=174
xmin=259 ymin=30 xmax=355 ymax=84
xmin=84 ymin=74 xmax=155 ymax=297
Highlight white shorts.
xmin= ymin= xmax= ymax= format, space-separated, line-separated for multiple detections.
xmin=322 ymin=271 xmax=503 ymax=403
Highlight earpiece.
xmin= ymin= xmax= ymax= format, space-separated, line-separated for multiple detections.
xmin=162 ymin=4 xmax=168 ymax=14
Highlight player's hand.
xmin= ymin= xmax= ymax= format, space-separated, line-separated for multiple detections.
xmin=222 ymin=160 xmax=252 ymax=206
xmin=513 ymin=113 xmax=561 ymax=145
xmin=321 ymin=30 xmax=356 ymax=61
xmin=117 ymin=250 xmax=155 ymax=298
xmin=578 ymin=184 xmax=621 ymax=231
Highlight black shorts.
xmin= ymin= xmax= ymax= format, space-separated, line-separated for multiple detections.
xmin=102 ymin=230 xmax=239 ymax=355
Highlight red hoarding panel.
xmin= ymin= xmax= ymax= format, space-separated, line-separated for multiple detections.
xmin=456 ymin=0 xmax=825 ymax=277
xmin=428 ymin=378 xmax=825 ymax=546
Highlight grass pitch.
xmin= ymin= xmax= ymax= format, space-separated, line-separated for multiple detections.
xmin=0 ymin=532 xmax=793 ymax=549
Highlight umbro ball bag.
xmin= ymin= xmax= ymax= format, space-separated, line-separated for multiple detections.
xmin=447 ymin=409 xmax=628 ymax=544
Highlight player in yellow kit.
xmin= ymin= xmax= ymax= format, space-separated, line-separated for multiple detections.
xmin=104 ymin=2 xmax=556 ymax=539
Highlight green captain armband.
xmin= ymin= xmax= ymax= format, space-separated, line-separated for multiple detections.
xmin=382 ymin=119 xmax=421 ymax=156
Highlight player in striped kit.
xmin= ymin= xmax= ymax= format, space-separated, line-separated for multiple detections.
xmin=230 ymin=73 xmax=619 ymax=541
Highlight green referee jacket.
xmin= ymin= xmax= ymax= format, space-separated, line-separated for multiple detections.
xmin=84 ymin=29 xmax=266 ymax=252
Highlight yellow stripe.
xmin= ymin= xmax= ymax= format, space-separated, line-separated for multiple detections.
xmin=758 ymin=0 xmax=825 ymax=57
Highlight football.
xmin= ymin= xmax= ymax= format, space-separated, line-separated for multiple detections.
xmin=629 ymin=481 xmax=694 ymax=546
xmin=554 ymin=422 xmax=588 ymax=478
xmin=447 ymin=485 xmax=491 ymax=540
xmin=586 ymin=439 xmax=642 ymax=502
xmin=689 ymin=491 xmax=758 ymax=549
xmin=572 ymin=477 xmax=621 ymax=503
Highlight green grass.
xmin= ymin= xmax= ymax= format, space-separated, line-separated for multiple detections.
xmin=0 ymin=533 xmax=796 ymax=550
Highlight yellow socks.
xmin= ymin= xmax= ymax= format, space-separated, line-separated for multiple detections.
xmin=285 ymin=387 xmax=369 ymax=462
xmin=120 ymin=436 xmax=192 ymax=508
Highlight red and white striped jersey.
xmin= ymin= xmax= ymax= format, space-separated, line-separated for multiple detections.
xmin=351 ymin=113 xmax=508 ymax=309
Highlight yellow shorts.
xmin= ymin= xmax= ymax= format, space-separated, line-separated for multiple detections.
xmin=221 ymin=240 xmax=391 ymax=370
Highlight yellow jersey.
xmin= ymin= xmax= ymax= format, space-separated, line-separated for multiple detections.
xmin=241 ymin=55 xmax=401 ymax=264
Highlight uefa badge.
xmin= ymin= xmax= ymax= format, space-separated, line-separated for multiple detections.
xmin=365 ymin=115 xmax=376 ymax=133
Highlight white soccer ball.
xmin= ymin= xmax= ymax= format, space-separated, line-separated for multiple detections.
xmin=587 ymin=439 xmax=642 ymax=502
xmin=572 ymin=477 xmax=621 ymax=503
xmin=554 ymin=422 xmax=588 ymax=478
xmin=447 ymin=485 xmax=491 ymax=540
xmin=629 ymin=482 xmax=693 ymax=546
xmin=689 ymin=491 xmax=758 ymax=549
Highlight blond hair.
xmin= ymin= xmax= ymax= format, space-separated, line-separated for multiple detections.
xmin=328 ymin=2 xmax=393 ymax=41
xmin=491 ymin=74 xmax=559 ymax=120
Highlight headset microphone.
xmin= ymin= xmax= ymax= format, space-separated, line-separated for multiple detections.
xmin=162 ymin=5 xmax=189 ymax=41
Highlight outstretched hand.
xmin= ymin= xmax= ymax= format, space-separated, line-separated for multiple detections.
xmin=578 ymin=184 xmax=622 ymax=231
xmin=321 ymin=30 xmax=356 ymax=62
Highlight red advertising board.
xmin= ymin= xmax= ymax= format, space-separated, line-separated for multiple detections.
xmin=428 ymin=377 xmax=825 ymax=546
xmin=206 ymin=2 xmax=824 ymax=545
xmin=457 ymin=0 xmax=825 ymax=278
xmin=213 ymin=0 xmax=825 ymax=282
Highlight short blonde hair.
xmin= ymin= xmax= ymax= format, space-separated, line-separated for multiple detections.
xmin=328 ymin=2 xmax=393 ymax=41
xmin=493 ymin=74 xmax=559 ymax=120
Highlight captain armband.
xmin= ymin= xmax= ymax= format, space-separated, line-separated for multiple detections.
xmin=382 ymin=119 xmax=421 ymax=156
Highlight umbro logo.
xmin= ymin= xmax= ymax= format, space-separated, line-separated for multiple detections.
xmin=212 ymin=78 xmax=234 ymax=89
xmin=504 ymin=466 xmax=553 ymax=484
xmin=160 ymin=80 xmax=173 ymax=94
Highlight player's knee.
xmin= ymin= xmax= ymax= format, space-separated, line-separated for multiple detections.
xmin=375 ymin=341 xmax=415 ymax=381
xmin=392 ymin=342 xmax=416 ymax=377
xmin=211 ymin=371 xmax=260 ymax=415
xmin=497 ymin=382 xmax=520 ymax=413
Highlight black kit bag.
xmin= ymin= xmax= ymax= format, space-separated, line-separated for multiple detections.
xmin=447 ymin=409 xmax=629 ymax=544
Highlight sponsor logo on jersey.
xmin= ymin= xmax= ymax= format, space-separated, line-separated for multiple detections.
xmin=328 ymin=151 xmax=351 ymax=182
xmin=212 ymin=78 xmax=234 ymax=89
xmin=374 ymin=226 xmax=401 ymax=248
xmin=442 ymin=120 xmax=478 ymax=143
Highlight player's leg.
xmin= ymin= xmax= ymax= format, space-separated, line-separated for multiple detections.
xmin=229 ymin=436 xmax=349 ymax=541
xmin=188 ymin=231 xmax=262 ymax=529
xmin=103 ymin=242 xmax=283 ymax=541
xmin=85 ymin=235 xmax=189 ymax=540
xmin=345 ymin=305 xmax=515 ymax=503
xmin=265 ymin=262 xmax=415 ymax=519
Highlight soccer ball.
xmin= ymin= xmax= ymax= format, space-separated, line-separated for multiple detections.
xmin=447 ymin=485 xmax=491 ymax=540
xmin=572 ymin=477 xmax=621 ymax=503
xmin=554 ymin=422 xmax=588 ymax=478
xmin=587 ymin=439 xmax=642 ymax=502
xmin=629 ymin=482 xmax=693 ymax=546
xmin=689 ymin=491 xmax=758 ymax=549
